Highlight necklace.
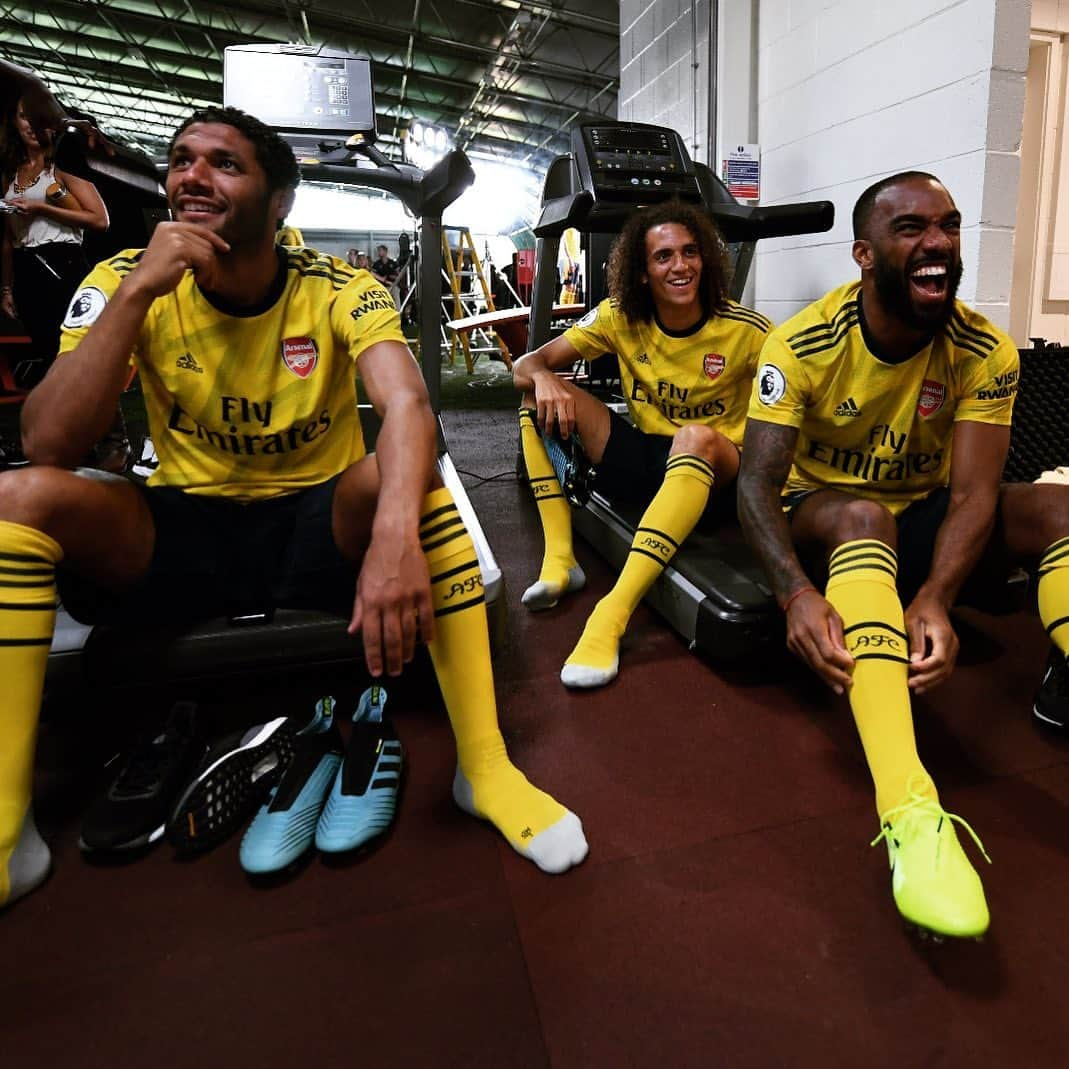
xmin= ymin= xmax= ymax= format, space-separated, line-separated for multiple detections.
xmin=13 ymin=167 xmax=43 ymax=195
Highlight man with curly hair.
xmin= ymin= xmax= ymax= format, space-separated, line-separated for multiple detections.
xmin=512 ymin=199 xmax=771 ymax=688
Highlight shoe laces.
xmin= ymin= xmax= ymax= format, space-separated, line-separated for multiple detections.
xmin=871 ymin=787 xmax=991 ymax=865
xmin=111 ymin=732 xmax=190 ymax=797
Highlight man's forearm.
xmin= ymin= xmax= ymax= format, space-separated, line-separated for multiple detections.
xmin=370 ymin=392 xmax=438 ymax=538
xmin=738 ymin=475 xmax=812 ymax=604
xmin=917 ymin=490 xmax=998 ymax=606
xmin=738 ymin=420 xmax=811 ymax=604
xmin=22 ymin=281 xmax=153 ymax=465
xmin=512 ymin=352 xmax=551 ymax=392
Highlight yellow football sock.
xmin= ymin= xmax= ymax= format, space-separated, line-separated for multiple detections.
xmin=1038 ymin=537 xmax=1069 ymax=656
xmin=0 ymin=521 xmax=61 ymax=906
xmin=420 ymin=487 xmax=587 ymax=873
xmin=562 ymin=453 xmax=714 ymax=688
xmin=518 ymin=408 xmax=584 ymax=610
xmin=825 ymin=539 xmax=937 ymax=817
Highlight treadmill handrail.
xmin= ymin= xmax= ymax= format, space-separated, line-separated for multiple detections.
xmin=710 ymin=201 xmax=835 ymax=243
xmin=533 ymin=191 xmax=594 ymax=238
xmin=297 ymin=148 xmax=474 ymax=217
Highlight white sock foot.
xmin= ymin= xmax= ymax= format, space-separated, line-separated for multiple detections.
xmin=2 ymin=807 xmax=51 ymax=909
xmin=522 ymin=811 xmax=589 ymax=873
xmin=521 ymin=565 xmax=586 ymax=611
xmin=560 ymin=656 xmax=619 ymax=689
xmin=451 ymin=766 xmax=589 ymax=874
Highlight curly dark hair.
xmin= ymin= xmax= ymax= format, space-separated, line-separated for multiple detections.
xmin=606 ymin=199 xmax=731 ymax=323
xmin=168 ymin=105 xmax=300 ymax=193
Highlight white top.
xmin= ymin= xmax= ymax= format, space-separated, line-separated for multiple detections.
xmin=4 ymin=162 xmax=82 ymax=248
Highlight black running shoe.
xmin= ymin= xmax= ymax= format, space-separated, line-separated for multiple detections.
xmin=80 ymin=701 xmax=204 ymax=853
xmin=166 ymin=717 xmax=298 ymax=854
xmin=1034 ymin=649 xmax=1069 ymax=730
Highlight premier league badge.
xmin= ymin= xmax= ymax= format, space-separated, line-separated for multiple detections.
xmin=757 ymin=363 xmax=786 ymax=406
xmin=917 ymin=379 xmax=946 ymax=418
xmin=281 ymin=337 xmax=318 ymax=379
xmin=703 ymin=353 xmax=725 ymax=380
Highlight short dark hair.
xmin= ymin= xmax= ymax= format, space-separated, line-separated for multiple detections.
xmin=169 ymin=105 xmax=300 ymax=193
xmin=376 ymin=244 xmax=388 ymax=253
xmin=852 ymin=171 xmax=942 ymax=239
xmin=607 ymin=199 xmax=730 ymax=323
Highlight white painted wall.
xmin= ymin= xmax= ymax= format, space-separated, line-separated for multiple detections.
xmin=620 ymin=0 xmax=711 ymax=164
xmin=621 ymin=0 xmax=1029 ymax=332
xmin=756 ymin=0 xmax=1028 ymax=328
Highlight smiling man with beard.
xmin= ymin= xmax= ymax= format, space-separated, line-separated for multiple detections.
xmin=736 ymin=171 xmax=1069 ymax=939
xmin=0 ymin=106 xmax=587 ymax=909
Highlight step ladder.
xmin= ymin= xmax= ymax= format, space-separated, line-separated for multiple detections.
xmin=441 ymin=227 xmax=512 ymax=372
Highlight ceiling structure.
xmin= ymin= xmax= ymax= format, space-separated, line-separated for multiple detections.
xmin=0 ymin=0 xmax=620 ymax=173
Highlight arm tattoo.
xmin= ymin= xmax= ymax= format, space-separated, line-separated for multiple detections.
xmin=737 ymin=419 xmax=811 ymax=603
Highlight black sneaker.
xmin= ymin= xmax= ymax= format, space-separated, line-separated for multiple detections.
xmin=1034 ymin=649 xmax=1069 ymax=730
xmin=80 ymin=701 xmax=203 ymax=853
xmin=166 ymin=717 xmax=298 ymax=854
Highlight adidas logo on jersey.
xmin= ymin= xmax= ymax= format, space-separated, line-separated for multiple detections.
xmin=834 ymin=397 xmax=861 ymax=417
xmin=176 ymin=352 xmax=203 ymax=373
xmin=636 ymin=351 xmax=651 ymax=365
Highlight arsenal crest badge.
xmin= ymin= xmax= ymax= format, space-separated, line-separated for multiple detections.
xmin=281 ymin=337 xmax=318 ymax=379
xmin=703 ymin=353 xmax=725 ymax=380
xmin=917 ymin=379 xmax=945 ymax=418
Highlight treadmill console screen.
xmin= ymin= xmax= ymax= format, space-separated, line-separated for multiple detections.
xmin=573 ymin=123 xmax=701 ymax=205
xmin=224 ymin=44 xmax=376 ymax=142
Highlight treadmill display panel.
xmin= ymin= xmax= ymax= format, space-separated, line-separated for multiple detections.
xmin=224 ymin=44 xmax=376 ymax=141
xmin=575 ymin=123 xmax=701 ymax=204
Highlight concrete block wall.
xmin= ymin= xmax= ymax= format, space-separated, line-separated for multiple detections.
xmin=620 ymin=0 xmax=711 ymax=164
xmin=756 ymin=0 xmax=1029 ymax=328
xmin=619 ymin=0 xmax=1029 ymax=330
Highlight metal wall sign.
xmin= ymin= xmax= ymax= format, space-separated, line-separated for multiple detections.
xmin=722 ymin=143 xmax=760 ymax=201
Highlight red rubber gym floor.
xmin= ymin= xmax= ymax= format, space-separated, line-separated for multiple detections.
xmin=6 ymin=405 xmax=1069 ymax=1068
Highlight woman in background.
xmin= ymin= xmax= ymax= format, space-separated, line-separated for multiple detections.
xmin=1 ymin=89 xmax=108 ymax=380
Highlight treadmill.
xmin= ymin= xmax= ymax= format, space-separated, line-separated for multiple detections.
xmin=46 ymin=44 xmax=504 ymax=691
xmin=528 ymin=122 xmax=834 ymax=660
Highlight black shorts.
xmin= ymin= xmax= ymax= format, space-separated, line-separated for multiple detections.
xmin=58 ymin=476 xmax=356 ymax=625
xmin=785 ymin=486 xmax=1006 ymax=603
xmin=594 ymin=410 xmax=738 ymax=520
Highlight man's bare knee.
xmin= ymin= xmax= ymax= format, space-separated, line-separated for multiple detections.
xmin=0 ymin=466 xmax=77 ymax=532
xmin=671 ymin=424 xmax=723 ymax=464
xmin=832 ymin=498 xmax=897 ymax=547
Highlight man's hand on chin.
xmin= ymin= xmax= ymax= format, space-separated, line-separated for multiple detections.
xmin=348 ymin=530 xmax=435 ymax=678
xmin=131 ymin=221 xmax=230 ymax=299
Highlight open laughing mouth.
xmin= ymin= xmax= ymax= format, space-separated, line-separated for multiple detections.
xmin=909 ymin=262 xmax=949 ymax=304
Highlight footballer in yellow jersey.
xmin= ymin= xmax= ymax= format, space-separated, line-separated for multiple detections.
xmin=748 ymin=279 xmax=1018 ymax=515
xmin=565 ymin=295 xmax=769 ymax=445
xmin=513 ymin=198 xmax=771 ymax=689
xmin=0 ymin=106 xmax=587 ymax=909
xmin=739 ymin=171 xmax=1069 ymax=939
xmin=58 ymin=247 xmax=406 ymax=500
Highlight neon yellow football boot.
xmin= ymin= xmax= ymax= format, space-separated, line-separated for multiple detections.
xmin=872 ymin=791 xmax=991 ymax=938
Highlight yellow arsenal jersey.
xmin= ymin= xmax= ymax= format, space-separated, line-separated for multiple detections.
xmin=58 ymin=247 xmax=408 ymax=501
xmin=747 ymin=281 xmax=1019 ymax=514
xmin=564 ymin=298 xmax=771 ymax=445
